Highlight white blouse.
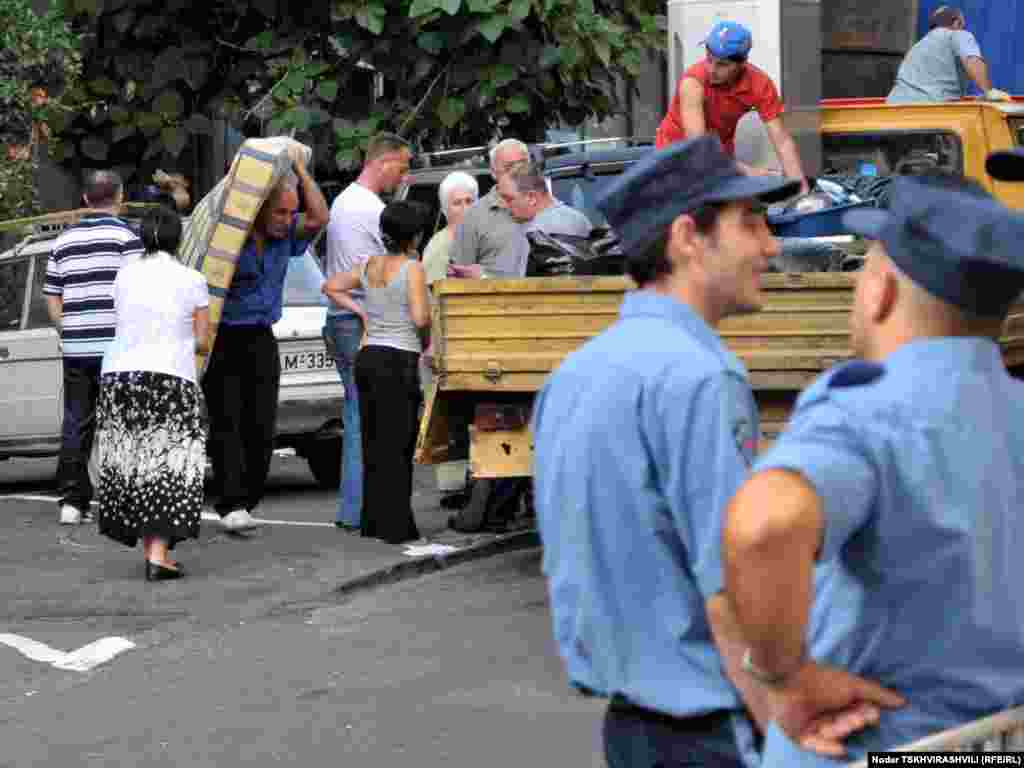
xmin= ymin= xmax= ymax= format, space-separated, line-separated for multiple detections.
xmin=102 ymin=251 xmax=209 ymax=383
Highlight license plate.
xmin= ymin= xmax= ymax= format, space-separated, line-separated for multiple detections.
xmin=280 ymin=348 xmax=333 ymax=373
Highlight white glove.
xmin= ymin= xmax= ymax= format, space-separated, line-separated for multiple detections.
xmin=985 ymin=88 xmax=1012 ymax=102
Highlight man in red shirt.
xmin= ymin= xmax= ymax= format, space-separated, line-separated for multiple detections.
xmin=658 ymin=20 xmax=809 ymax=195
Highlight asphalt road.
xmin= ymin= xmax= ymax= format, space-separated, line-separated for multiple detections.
xmin=0 ymin=546 xmax=606 ymax=767
xmin=0 ymin=455 xmax=583 ymax=766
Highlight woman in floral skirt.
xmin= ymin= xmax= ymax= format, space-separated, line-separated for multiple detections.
xmin=95 ymin=205 xmax=210 ymax=581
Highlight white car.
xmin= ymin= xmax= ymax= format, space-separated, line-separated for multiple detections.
xmin=0 ymin=226 xmax=344 ymax=489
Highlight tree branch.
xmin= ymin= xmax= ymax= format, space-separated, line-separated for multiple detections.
xmin=243 ymin=68 xmax=292 ymax=121
xmin=216 ymin=36 xmax=309 ymax=58
xmin=398 ymin=63 xmax=451 ymax=136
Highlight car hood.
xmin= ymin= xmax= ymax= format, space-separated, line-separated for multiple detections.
xmin=273 ymin=306 xmax=328 ymax=340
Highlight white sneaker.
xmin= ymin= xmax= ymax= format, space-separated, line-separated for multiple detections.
xmin=221 ymin=509 xmax=262 ymax=531
xmin=59 ymin=504 xmax=82 ymax=525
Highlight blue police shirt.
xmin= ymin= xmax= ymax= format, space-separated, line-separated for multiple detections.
xmin=531 ymin=290 xmax=760 ymax=717
xmin=755 ymin=338 xmax=1024 ymax=766
xmin=221 ymin=214 xmax=311 ymax=327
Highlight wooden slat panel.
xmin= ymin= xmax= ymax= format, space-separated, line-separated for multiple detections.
xmin=432 ymin=277 xmax=1024 ymax=396
xmin=444 ymin=314 xmax=618 ymax=339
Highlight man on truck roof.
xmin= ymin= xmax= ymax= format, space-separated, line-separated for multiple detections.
xmin=656 ymin=20 xmax=810 ymax=195
xmin=887 ymin=6 xmax=1010 ymax=104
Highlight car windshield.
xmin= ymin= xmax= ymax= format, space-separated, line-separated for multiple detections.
xmin=283 ymin=247 xmax=328 ymax=307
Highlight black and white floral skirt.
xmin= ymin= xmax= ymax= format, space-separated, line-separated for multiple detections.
xmin=95 ymin=371 xmax=207 ymax=548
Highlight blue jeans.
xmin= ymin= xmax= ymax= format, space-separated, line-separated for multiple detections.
xmin=323 ymin=314 xmax=364 ymax=526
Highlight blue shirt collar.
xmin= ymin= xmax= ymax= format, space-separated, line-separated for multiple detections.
xmin=620 ymin=290 xmax=745 ymax=374
xmin=883 ymin=336 xmax=1004 ymax=373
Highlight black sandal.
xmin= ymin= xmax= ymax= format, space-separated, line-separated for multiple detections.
xmin=145 ymin=561 xmax=184 ymax=581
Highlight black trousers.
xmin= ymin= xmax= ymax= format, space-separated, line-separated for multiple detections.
xmin=202 ymin=325 xmax=280 ymax=515
xmin=56 ymin=357 xmax=103 ymax=511
xmin=603 ymin=696 xmax=745 ymax=768
xmin=355 ymin=345 xmax=421 ymax=544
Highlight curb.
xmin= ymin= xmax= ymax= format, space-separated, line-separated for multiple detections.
xmin=333 ymin=529 xmax=540 ymax=600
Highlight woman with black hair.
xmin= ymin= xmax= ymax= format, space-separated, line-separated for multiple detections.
xmin=323 ymin=200 xmax=431 ymax=544
xmin=95 ymin=205 xmax=210 ymax=581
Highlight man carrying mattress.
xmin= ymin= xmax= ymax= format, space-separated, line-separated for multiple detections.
xmin=202 ymin=156 xmax=329 ymax=531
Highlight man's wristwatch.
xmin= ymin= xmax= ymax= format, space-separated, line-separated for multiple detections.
xmin=741 ymin=647 xmax=800 ymax=687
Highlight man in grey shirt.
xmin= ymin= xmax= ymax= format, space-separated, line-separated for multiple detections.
xmin=448 ymin=138 xmax=530 ymax=278
xmin=887 ymin=6 xmax=1009 ymax=104
xmin=497 ymin=162 xmax=592 ymax=241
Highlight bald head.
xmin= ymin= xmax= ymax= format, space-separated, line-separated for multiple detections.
xmin=83 ymin=170 xmax=124 ymax=209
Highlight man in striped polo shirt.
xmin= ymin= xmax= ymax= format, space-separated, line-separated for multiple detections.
xmin=44 ymin=170 xmax=144 ymax=525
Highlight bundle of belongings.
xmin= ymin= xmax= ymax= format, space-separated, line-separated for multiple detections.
xmin=177 ymin=136 xmax=312 ymax=376
xmin=526 ymin=227 xmax=625 ymax=277
xmin=765 ymin=176 xmax=895 ymax=273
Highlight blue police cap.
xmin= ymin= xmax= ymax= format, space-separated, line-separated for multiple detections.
xmin=596 ymin=135 xmax=799 ymax=257
xmin=843 ymin=175 xmax=1024 ymax=317
xmin=704 ymin=20 xmax=753 ymax=60
xmin=986 ymin=148 xmax=1024 ymax=181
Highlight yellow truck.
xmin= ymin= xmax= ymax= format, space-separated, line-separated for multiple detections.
xmin=415 ymin=99 xmax=1024 ymax=481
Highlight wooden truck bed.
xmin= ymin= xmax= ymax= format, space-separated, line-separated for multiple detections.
xmin=416 ymin=274 xmax=1024 ymax=475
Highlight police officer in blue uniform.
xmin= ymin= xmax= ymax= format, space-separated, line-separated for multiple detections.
xmin=721 ymin=172 xmax=1024 ymax=765
xmin=530 ymin=136 xmax=880 ymax=767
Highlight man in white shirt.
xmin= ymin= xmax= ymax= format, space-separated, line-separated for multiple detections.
xmin=323 ymin=133 xmax=412 ymax=529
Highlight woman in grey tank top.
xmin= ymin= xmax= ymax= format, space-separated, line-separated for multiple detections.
xmin=323 ymin=201 xmax=431 ymax=544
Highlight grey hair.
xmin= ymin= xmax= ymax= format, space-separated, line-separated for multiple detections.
xmin=489 ymin=138 xmax=530 ymax=170
xmin=438 ymin=171 xmax=480 ymax=218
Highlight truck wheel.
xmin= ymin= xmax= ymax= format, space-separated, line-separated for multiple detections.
xmin=448 ymin=477 xmax=493 ymax=532
xmin=306 ymin=439 xmax=342 ymax=490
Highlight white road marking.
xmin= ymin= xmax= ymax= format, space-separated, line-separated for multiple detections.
xmin=403 ymin=543 xmax=461 ymax=557
xmin=200 ymin=512 xmax=334 ymax=528
xmin=0 ymin=496 xmax=334 ymax=528
xmin=0 ymin=634 xmax=135 ymax=672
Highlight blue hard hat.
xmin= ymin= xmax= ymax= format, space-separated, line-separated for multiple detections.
xmin=704 ymin=20 xmax=753 ymax=60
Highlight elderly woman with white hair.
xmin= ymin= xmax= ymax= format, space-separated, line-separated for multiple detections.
xmin=421 ymin=171 xmax=479 ymax=285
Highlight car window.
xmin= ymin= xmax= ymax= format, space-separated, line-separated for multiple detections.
xmin=0 ymin=258 xmax=29 ymax=331
xmin=283 ymin=248 xmax=328 ymax=307
xmin=1009 ymin=117 xmax=1024 ymax=147
xmin=26 ymin=254 xmax=55 ymax=329
xmin=822 ymin=130 xmax=963 ymax=176
xmin=406 ymin=183 xmax=445 ymax=239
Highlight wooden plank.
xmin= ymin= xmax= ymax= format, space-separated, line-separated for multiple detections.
xmin=414 ymin=382 xmax=452 ymax=465
xmin=434 ymin=276 xmax=635 ymax=295
xmin=469 ymin=426 xmax=534 ymax=478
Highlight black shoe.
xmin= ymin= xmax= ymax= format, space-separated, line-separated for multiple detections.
xmin=440 ymin=489 xmax=472 ymax=510
xmin=145 ymin=561 xmax=184 ymax=581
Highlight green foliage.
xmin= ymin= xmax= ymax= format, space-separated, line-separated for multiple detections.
xmin=42 ymin=0 xmax=662 ymax=183
xmin=0 ymin=0 xmax=82 ymax=219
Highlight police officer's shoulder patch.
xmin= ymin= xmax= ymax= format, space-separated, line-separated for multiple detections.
xmin=792 ymin=360 xmax=885 ymax=414
xmin=826 ymin=360 xmax=885 ymax=389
